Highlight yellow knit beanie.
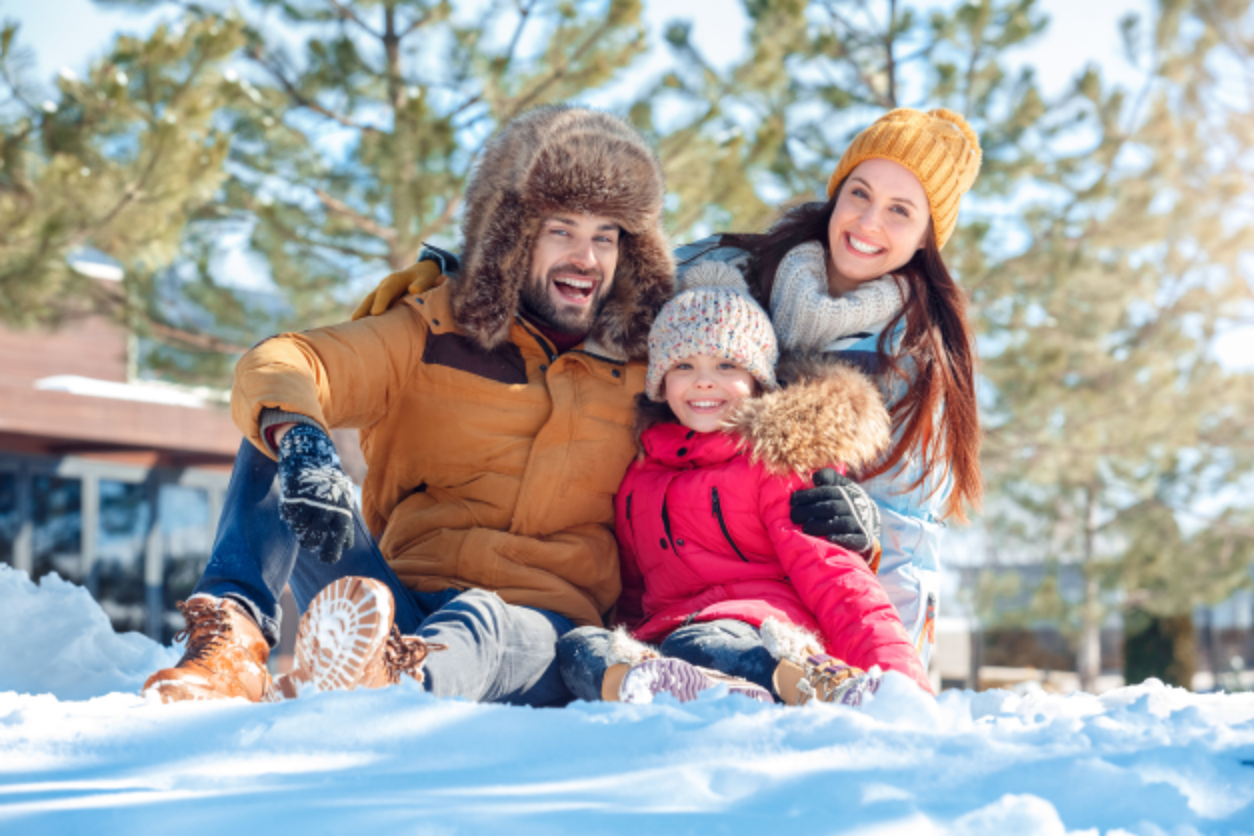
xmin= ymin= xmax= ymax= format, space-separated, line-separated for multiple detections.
xmin=826 ymin=108 xmax=981 ymax=250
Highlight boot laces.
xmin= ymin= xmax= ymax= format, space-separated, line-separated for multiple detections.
xmin=173 ymin=599 xmax=231 ymax=664
xmin=800 ymin=655 xmax=861 ymax=704
xmin=384 ymin=625 xmax=446 ymax=685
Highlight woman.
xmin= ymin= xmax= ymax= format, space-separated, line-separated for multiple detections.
xmin=674 ymin=107 xmax=983 ymax=669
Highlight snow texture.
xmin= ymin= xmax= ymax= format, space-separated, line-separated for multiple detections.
xmin=2 ymin=564 xmax=1254 ymax=834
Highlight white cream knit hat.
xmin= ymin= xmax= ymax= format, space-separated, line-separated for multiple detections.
xmin=645 ymin=262 xmax=779 ymax=401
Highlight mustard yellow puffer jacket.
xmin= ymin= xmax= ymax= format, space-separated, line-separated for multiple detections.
xmin=231 ymin=281 xmax=645 ymax=627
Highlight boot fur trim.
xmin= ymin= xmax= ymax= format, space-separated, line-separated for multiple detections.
xmin=760 ymin=617 xmax=823 ymax=665
xmin=606 ymin=626 xmax=659 ymax=666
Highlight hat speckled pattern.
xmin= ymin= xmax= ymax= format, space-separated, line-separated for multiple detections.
xmin=645 ymin=286 xmax=779 ymax=401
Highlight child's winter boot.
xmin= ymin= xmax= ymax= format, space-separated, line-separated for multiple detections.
xmin=609 ymin=658 xmax=774 ymax=704
xmin=142 ymin=595 xmax=275 ymax=703
xmin=773 ymin=654 xmax=882 ymax=707
xmin=272 ymin=576 xmax=443 ymax=698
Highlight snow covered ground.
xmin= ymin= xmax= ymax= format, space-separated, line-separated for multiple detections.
xmin=2 ymin=566 xmax=1253 ymax=835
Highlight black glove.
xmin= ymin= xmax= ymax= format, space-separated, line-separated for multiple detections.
xmin=276 ymin=424 xmax=356 ymax=564
xmin=790 ymin=468 xmax=882 ymax=570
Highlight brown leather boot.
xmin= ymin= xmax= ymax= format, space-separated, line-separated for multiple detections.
xmin=142 ymin=596 xmax=274 ymax=703
xmin=273 ymin=577 xmax=444 ymax=698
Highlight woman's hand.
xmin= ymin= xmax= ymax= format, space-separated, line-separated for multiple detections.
xmin=351 ymin=260 xmax=444 ymax=321
xmin=789 ymin=469 xmax=882 ymax=572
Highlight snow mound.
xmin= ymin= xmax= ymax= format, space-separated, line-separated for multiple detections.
xmin=0 ymin=565 xmax=178 ymax=700
xmin=2 ymin=565 xmax=1254 ymax=834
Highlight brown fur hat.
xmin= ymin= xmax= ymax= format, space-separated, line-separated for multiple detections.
xmin=452 ymin=105 xmax=675 ymax=360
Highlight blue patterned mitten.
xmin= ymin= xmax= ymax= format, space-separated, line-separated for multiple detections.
xmin=277 ymin=424 xmax=356 ymax=564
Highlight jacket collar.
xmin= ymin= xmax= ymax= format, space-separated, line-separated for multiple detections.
xmin=640 ymin=422 xmax=743 ymax=468
xmin=635 ymin=357 xmax=893 ymax=477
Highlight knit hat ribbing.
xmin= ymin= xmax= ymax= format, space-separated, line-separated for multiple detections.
xmin=645 ymin=263 xmax=778 ymax=401
xmin=826 ymin=108 xmax=981 ymax=250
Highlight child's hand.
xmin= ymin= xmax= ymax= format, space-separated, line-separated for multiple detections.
xmin=789 ymin=469 xmax=882 ymax=570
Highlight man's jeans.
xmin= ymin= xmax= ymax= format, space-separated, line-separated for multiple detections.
xmin=193 ymin=439 xmax=574 ymax=706
xmin=557 ymin=620 xmax=781 ymax=702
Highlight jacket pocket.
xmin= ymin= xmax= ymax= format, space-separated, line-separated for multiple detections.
xmin=710 ymin=487 xmax=749 ymax=563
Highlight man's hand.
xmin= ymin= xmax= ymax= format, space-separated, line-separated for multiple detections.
xmin=351 ymin=260 xmax=443 ymax=321
xmin=277 ymin=425 xmax=356 ymax=564
xmin=790 ymin=468 xmax=882 ymax=572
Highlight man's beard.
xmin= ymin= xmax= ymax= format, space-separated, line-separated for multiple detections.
xmin=519 ymin=262 xmax=611 ymax=336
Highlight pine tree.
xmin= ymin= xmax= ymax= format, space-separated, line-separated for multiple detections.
xmin=111 ymin=0 xmax=650 ymax=334
xmin=969 ymin=0 xmax=1254 ymax=690
xmin=0 ymin=15 xmax=248 ymax=360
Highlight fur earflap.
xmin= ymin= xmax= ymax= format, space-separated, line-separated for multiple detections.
xmin=724 ymin=353 xmax=891 ymax=476
xmin=760 ymin=618 xmax=824 ymax=664
xmin=452 ymin=105 xmax=675 ymax=360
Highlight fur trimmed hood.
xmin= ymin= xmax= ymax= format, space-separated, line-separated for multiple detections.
xmin=452 ymin=105 xmax=675 ymax=360
xmin=724 ymin=354 xmax=891 ymax=476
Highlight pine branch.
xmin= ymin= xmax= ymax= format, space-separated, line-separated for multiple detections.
xmin=503 ymin=17 xmax=627 ymax=120
xmin=820 ymin=1 xmax=894 ymax=108
xmin=399 ymin=10 xmax=439 ymax=40
xmin=411 ymin=195 xmax=462 ymax=251
xmin=326 ymin=0 xmax=380 ymax=39
xmin=248 ymin=49 xmax=380 ymax=133
xmin=500 ymin=0 xmax=538 ymax=69
xmin=87 ymin=280 xmax=248 ymax=355
xmin=885 ymin=0 xmax=898 ymax=107
xmin=314 ymin=189 xmax=397 ymax=244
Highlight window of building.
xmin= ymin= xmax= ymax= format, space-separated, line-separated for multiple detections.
xmin=95 ymin=480 xmax=151 ymax=635
xmin=31 ymin=474 xmax=82 ymax=584
xmin=0 ymin=456 xmax=227 ymax=640
xmin=160 ymin=484 xmax=212 ymax=643
xmin=0 ymin=471 xmax=16 ymax=566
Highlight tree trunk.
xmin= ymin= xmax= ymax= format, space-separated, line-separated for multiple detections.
xmin=1077 ymin=486 xmax=1102 ymax=692
xmin=1078 ymin=572 xmax=1102 ymax=691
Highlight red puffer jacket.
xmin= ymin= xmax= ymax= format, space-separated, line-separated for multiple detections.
xmin=614 ymin=361 xmax=933 ymax=694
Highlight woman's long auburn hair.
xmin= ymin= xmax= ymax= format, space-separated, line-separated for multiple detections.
xmin=725 ymin=185 xmax=983 ymax=522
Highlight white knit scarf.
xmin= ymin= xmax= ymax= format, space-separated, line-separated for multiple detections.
xmin=768 ymin=241 xmax=906 ymax=352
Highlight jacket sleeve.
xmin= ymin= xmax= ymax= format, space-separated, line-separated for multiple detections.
xmin=230 ymin=304 xmax=425 ymax=459
xmin=611 ymin=473 xmax=646 ymax=630
xmin=761 ymin=471 xmax=934 ymax=694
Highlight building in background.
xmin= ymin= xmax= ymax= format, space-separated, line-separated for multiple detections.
xmin=0 ymin=266 xmax=240 ymax=642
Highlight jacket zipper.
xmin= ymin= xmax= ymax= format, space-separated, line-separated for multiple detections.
xmin=516 ymin=316 xmax=558 ymax=363
xmin=661 ymin=497 xmax=674 ymax=545
xmin=625 ymin=491 xmax=643 ymax=549
xmin=711 ymin=487 xmax=749 ymax=563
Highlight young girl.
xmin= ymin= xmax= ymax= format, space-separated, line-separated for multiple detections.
xmin=556 ymin=263 xmax=934 ymax=705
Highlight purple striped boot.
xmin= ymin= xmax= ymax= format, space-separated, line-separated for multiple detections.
xmin=617 ymin=658 xmax=774 ymax=704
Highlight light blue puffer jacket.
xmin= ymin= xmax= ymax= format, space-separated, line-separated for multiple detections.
xmin=674 ymin=235 xmax=944 ymax=669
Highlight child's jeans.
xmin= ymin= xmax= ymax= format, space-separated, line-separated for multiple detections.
xmin=557 ymin=619 xmax=781 ymax=702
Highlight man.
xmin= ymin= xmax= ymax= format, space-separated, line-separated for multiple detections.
xmin=144 ymin=105 xmax=673 ymax=705
xmin=143 ymin=105 xmax=870 ymax=707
